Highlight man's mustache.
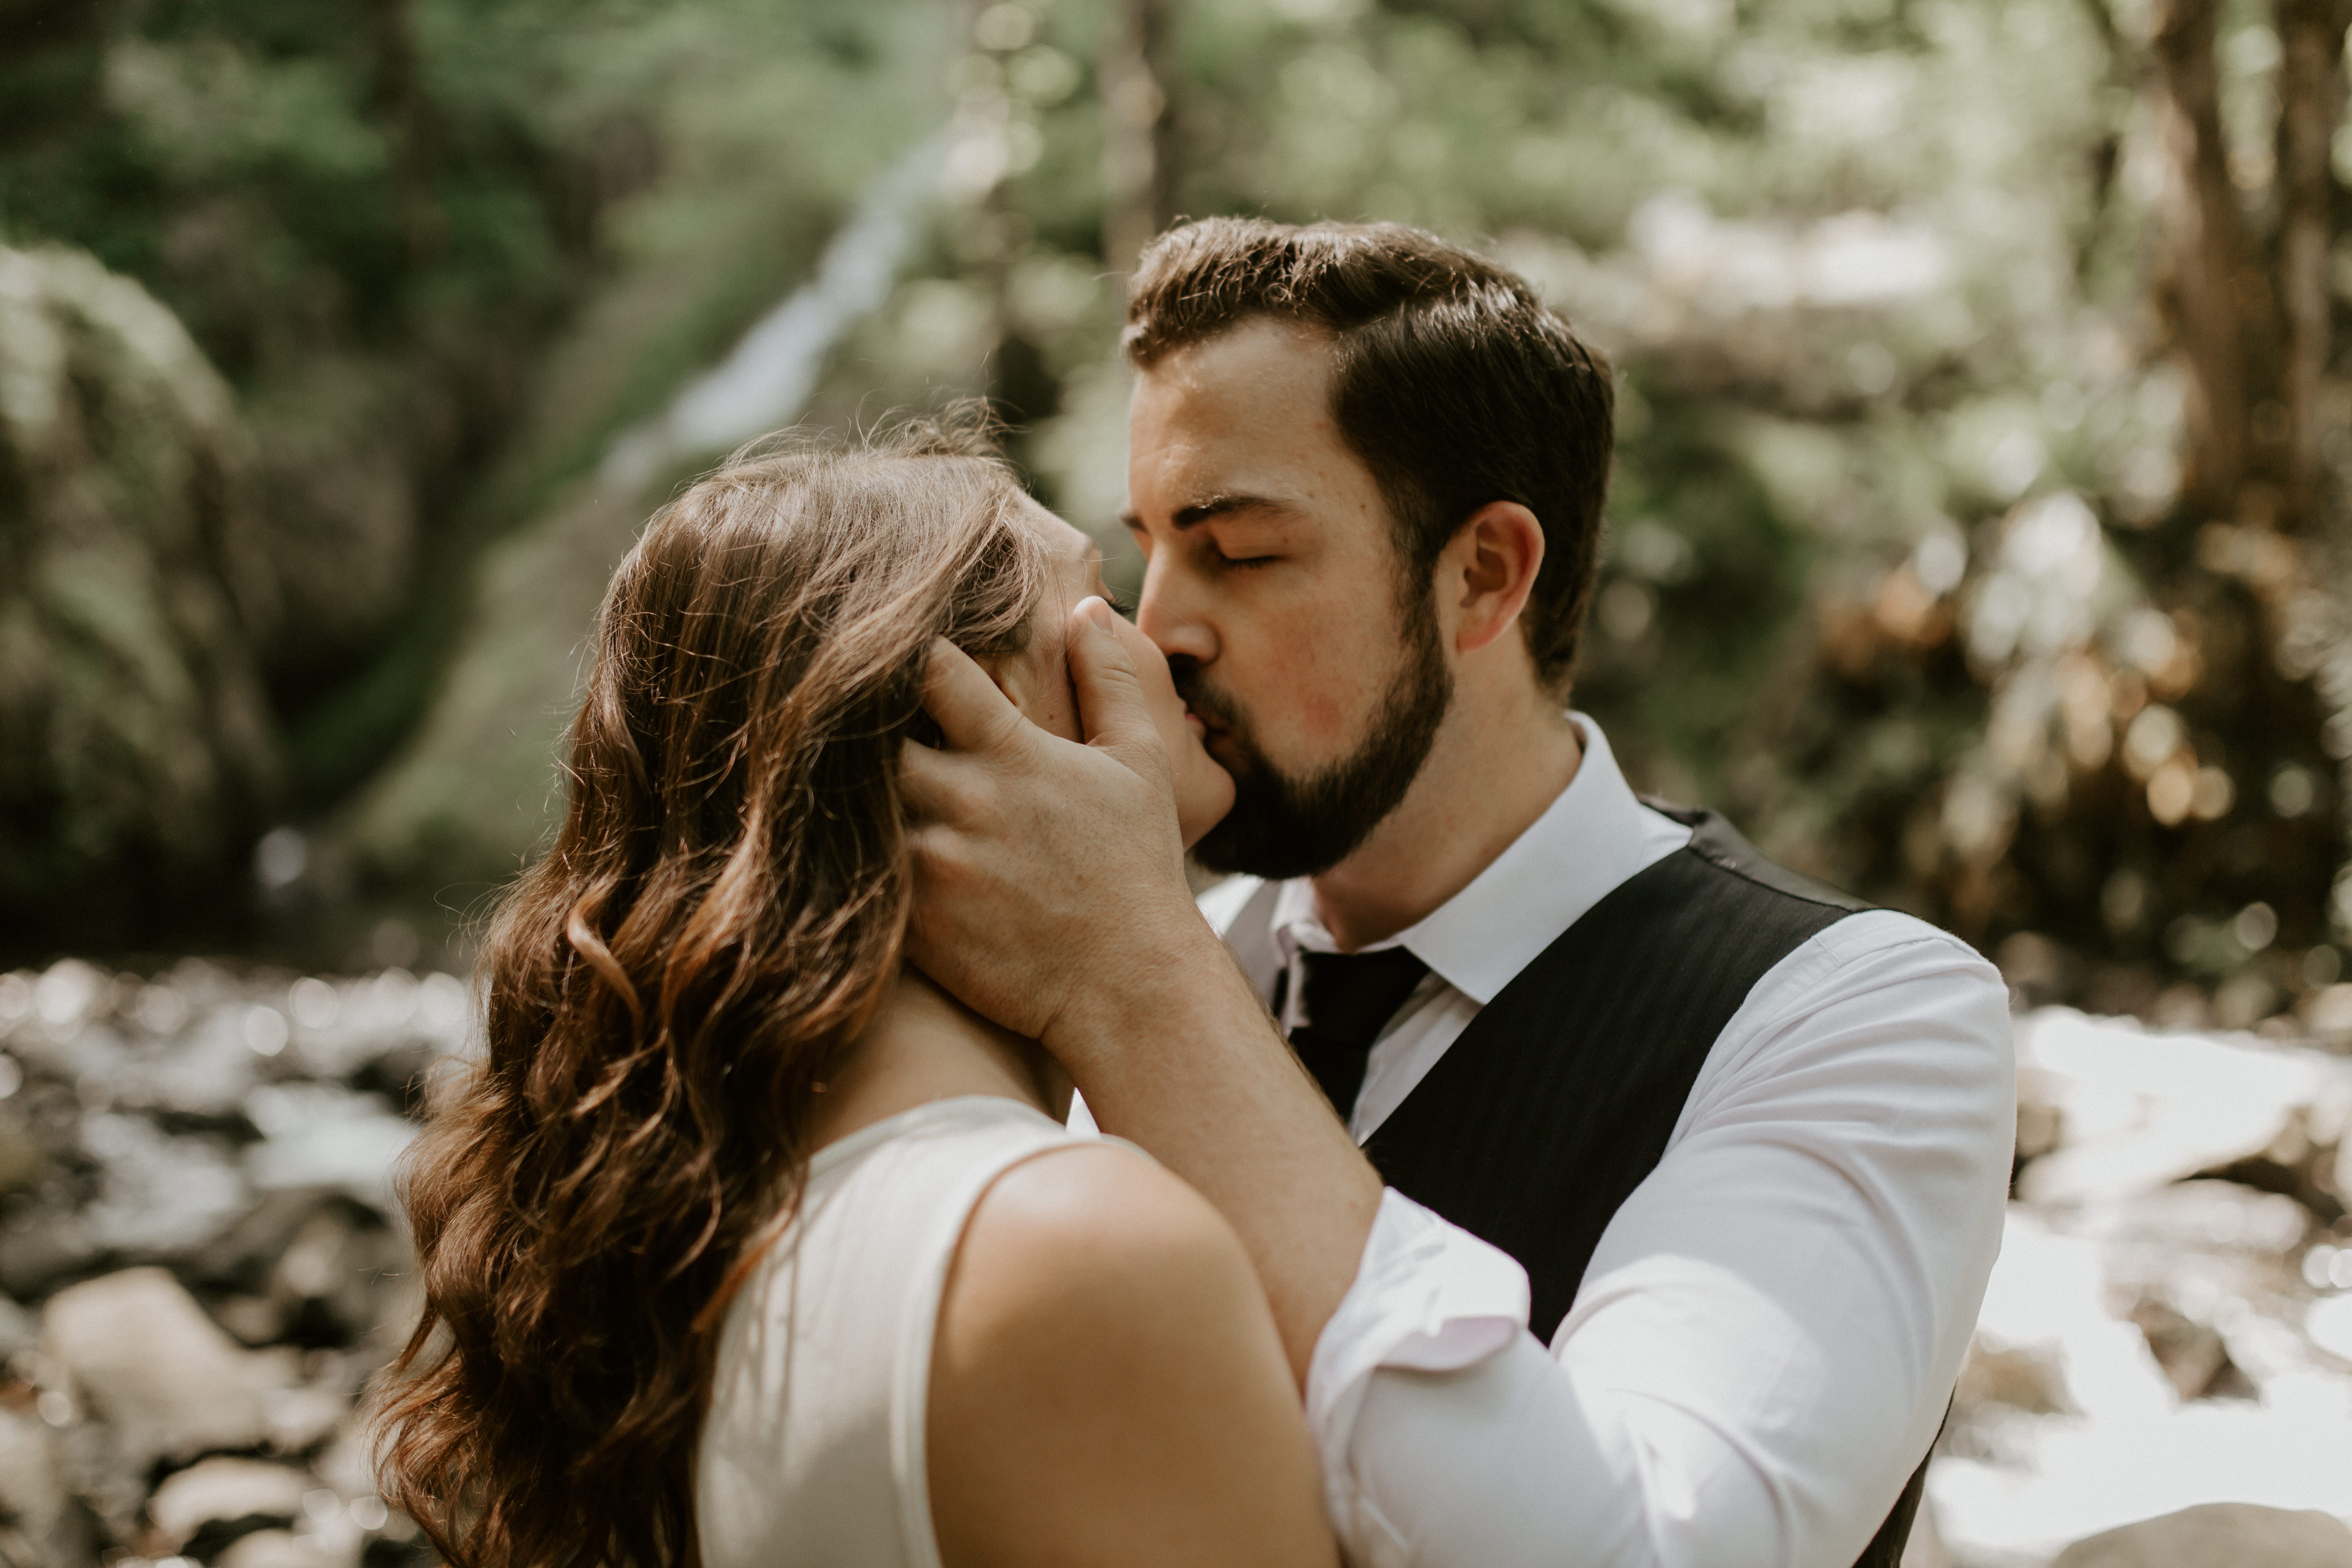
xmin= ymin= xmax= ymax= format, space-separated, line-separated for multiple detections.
xmin=1172 ymin=667 xmax=1241 ymax=734
xmin=1170 ymin=668 xmax=1267 ymax=776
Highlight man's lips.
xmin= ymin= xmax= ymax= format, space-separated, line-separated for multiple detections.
xmin=1194 ymin=720 xmax=1247 ymax=772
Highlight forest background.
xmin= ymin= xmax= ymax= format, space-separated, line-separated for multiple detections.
xmin=3 ymin=0 xmax=2350 ymax=1044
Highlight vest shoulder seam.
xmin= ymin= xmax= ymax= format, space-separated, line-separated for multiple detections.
xmin=1682 ymin=840 xmax=1871 ymax=918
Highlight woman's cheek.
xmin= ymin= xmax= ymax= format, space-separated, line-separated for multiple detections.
xmin=1176 ymin=743 xmax=1236 ymax=849
xmin=1103 ymin=611 xmax=1231 ymax=842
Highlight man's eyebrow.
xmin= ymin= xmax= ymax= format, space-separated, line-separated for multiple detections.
xmin=1119 ymin=493 xmax=1301 ymax=532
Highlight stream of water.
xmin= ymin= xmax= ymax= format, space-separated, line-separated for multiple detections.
xmin=599 ymin=134 xmax=947 ymax=491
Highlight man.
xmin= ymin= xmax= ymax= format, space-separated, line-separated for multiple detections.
xmin=902 ymin=218 xmax=2012 ymax=1567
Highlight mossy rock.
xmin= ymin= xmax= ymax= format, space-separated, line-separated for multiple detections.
xmin=0 ymin=245 xmax=277 ymax=951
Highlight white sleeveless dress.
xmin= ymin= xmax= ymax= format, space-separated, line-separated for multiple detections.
xmin=695 ymin=1094 xmax=1111 ymax=1568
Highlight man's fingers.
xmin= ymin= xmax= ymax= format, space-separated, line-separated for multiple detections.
xmin=899 ymin=736 xmax=963 ymax=822
xmin=1066 ymin=598 xmax=1168 ymax=781
xmin=920 ymin=637 xmax=1030 ymax=755
xmin=903 ymin=818 xmax=961 ymax=890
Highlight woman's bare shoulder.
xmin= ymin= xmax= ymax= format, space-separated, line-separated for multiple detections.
xmin=935 ymin=1142 xmax=1273 ymax=1399
xmin=955 ymin=1140 xmax=1244 ymax=1307
xmin=928 ymin=1140 xmax=1336 ymax=1568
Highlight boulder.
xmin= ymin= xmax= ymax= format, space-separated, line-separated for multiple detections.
xmin=1935 ymin=1207 xmax=2352 ymax=1562
xmin=41 ymin=1267 xmax=295 ymax=1471
xmin=147 ymin=1456 xmax=308 ymax=1552
xmin=2014 ymin=1011 xmax=2349 ymax=1207
xmin=242 ymin=1086 xmax=417 ymax=1214
xmin=2052 ymin=1503 xmax=2352 ymax=1567
xmin=265 ymin=1381 xmax=352 ymax=1457
xmin=0 ymin=244 xmax=278 ymax=947
xmin=2076 ymin=1180 xmax=2314 ymax=1256
xmin=77 ymin=1113 xmax=251 ymax=1257
xmin=130 ymin=1000 xmax=269 ymax=1118
xmin=216 ymin=1527 xmax=341 ymax=1568
xmin=2127 ymin=1296 xmax=2255 ymax=1403
xmin=1953 ymin=1337 xmax=2074 ymax=1416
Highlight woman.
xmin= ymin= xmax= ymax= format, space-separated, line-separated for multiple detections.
xmin=373 ymin=427 xmax=1336 ymax=1568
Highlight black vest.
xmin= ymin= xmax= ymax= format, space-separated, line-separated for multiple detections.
xmin=1279 ymin=807 xmax=1934 ymax=1568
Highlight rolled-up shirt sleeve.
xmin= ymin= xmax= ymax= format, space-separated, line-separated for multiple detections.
xmin=1305 ymin=913 xmax=2016 ymax=1568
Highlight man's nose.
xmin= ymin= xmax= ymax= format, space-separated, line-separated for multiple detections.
xmin=1134 ymin=554 xmax=1217 ymax=666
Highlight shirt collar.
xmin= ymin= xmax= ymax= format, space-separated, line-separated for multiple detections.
xmin=1270 ymin=715 xmax=1692 ymax=1004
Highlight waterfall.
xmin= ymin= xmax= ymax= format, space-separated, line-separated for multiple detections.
xmin=599 ymin=134 xmax=945 ymax=491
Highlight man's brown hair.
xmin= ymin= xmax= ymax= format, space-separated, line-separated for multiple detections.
xmin=1123 ymin=217 xmax=1614 ymax=694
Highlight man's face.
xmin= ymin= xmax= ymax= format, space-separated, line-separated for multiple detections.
xmin=1123 ymin=318 xmax=1451 ymax=880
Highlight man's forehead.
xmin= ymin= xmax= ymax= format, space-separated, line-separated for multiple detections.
xmin=1127 ymin=325 xmax=1353 ymax=510
xmin=1138 ymin=316 xmax=1335 ymax=411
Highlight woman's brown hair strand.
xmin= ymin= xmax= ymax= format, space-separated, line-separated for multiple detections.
xmin=372 ymin=422 xmax=1047 ymax=1568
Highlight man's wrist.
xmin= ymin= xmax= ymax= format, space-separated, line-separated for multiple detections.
xmin=1041 ymin=892 xmax=1253 ymax=1073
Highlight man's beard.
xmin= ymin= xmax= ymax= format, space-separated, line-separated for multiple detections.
xmin=1182 ymin=594 xmax=1453 ymax=882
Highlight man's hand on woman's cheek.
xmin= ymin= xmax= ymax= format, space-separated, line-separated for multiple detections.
xmin=901 ymin=604 xmax=1209 ymax=1057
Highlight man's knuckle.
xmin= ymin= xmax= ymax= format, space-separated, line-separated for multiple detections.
xmin=921 ymin=770 xmax=979 ymax=823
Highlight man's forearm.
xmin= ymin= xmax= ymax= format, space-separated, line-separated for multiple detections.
xmin=1047 ymin=908 xmax=1383 ymax=1382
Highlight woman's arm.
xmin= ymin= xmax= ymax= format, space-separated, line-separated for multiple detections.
xmin=928 ymin=1143 xmax=1338 ymax=1568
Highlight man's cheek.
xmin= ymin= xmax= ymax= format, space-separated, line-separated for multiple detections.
xmin=1298 ymin=690 xmax=1353 ymax=746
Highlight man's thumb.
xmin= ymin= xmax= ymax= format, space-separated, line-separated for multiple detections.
xmin=1067 ymin=597 xmax=1169 ymax=779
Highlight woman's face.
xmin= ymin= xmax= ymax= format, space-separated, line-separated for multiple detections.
xmin=1001 ymin=501 xmax=1236 ymax=847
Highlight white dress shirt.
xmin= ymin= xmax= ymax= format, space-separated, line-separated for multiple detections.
xmin=1195 ymin=717 xmax=2016 ymax=1568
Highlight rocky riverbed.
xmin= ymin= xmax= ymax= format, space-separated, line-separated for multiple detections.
xmin=3 ymin=959 xmax=2352 ymax=1567
xmin=1923 ymin=1009 xmax=2352 ymax=1565
xmin=0 ymin=960 xmax=457 ymax=1568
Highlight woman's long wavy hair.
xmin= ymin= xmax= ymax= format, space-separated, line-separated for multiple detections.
xmin=372 ymin=425 xmax=1047 ymax=1568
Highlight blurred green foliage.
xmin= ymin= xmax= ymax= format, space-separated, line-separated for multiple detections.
xmin=3 ymin=0 xmax=2348 ymax=1036
xmin=0 ymin=0 xmax=951 ymax=950
xmin=808 ymin=0 xmax=2348 ymax=1029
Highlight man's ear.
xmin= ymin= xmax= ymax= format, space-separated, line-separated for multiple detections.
xmin=1443 ymin=501 xmax=1546 ymax=656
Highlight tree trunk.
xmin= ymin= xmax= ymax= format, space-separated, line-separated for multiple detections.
xmin=2148 ymin=0 xmax=2352 ymax=956
xmin=369 ymin=0 xmax=444 ymax=265
xmin=1099 ymin=0 xmax=1174 ymax=274
xmin=2150 ymin=0 xmax=2259 ymax=519
xmin=2271 ymin=0 xmax=2349 ymax=531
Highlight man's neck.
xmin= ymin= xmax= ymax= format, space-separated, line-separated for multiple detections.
xmin=1307 ymin=694 xmax=1584 ymax=953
